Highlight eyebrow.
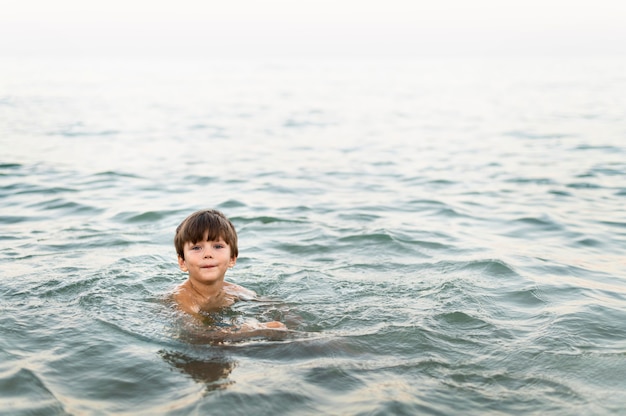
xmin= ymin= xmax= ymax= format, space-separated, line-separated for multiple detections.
xmin=186 ymin=238 xmax=228 ymax=244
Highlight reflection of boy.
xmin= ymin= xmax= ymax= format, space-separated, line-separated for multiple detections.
xmin=173 ymin=209 xmax=285 ymax=331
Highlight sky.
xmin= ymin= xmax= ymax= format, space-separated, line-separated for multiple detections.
xmin=1 ymin=0 xmax=625 ymax=58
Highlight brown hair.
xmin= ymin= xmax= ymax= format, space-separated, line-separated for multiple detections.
xmin=174 ymin=209 xmax=238 ymax=260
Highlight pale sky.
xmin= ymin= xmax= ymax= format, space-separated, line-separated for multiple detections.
xmin=1 ymin=0 xmax=625 ymax=58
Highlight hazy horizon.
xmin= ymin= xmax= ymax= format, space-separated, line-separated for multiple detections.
xmin=1 ymin=0 xmax=625 ymax=59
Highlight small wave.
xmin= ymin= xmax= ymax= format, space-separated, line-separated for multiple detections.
xmin=232 ymin=215 xmax=302 ymax=225
xmin=34 ymin=274 xmax=102 ymax=299
xmin=512 ymin=216 xmax=558 ymax=227
xmin=435 ymin=206 xmax=466 ymax=218
xmin=407 ymin=199 xmax=446 ymax=207
xmin=598 ymin=219 xmax=626 ymax=229
xmin=505 ymin=177 xmax=556 ymax=185
xmin=303 ymin=364 xmax=365 ymax=393
xmin=434 ymin=311 xmax=493 ymax=330
xmin=187 ymin=124 xmax=227 ymax=138
xmin=0 ymin=215 xmax=43 ymax=224
xmin=275 ymin=242 xmax=335 ymax=255
xmin=496 ymin=286 xmax=546 ymax=308
xmin=14 ymin=185 xmax=77 ymax=196
xmin=574 ymin=144 xmax=622 ymax=152
xmin=93 ymin=170 xmax=141 ymax=179
xmin=94 ymin=317 xmax=167 ymax=345
xmin=441 ymin=369 xmax=584 ymax=412
xmin=27 ymin=197 xmax=103 ymax=215
xmin=182 ymin=174 xmax=216 ymax=184
xmin=224 ymin=334 xmax=367 ymax=360
xmin=218 ymin=199 xmax=247 ymax=209
xmin=567 ymin=182 xmax=601 ymax=189
xmin=77 ymin=171 xmax=143 ymax=188
xmin=548 ymin=189 xmax=572 ymax=197
xmin=575 ymin=237 xmax=603 ymax=247
xmin=504 ymin=130 xmax=572 ymax=140
xmin=436 ymin=258 xmax=519 ymax=278
xmin=337 ymin=212 xmax=382 ymax=222
xmin=0 ymin=162 xmax=22 ymax=170
xmin=426 ymin=179 xmax=456 ymax=186
xmin=338 ymin=232 xmax=395 ymax=244
xmin=550 ymin=304 xmax=626 ymax=348
xmin=48 ymin=129 xmax=121 ymax=137
xmin=0 ymin=367 xmax=66 ymax=414
xmin=113 ymin=210 xmax=179 ymax=223
xmin=587 ymin=165 xmax=626 ymax=177
xmin=405 ymin=199 xmax=465 ymax=218
xmin=81 ymin=170 xmax=141 ymax=185
xmin=505 ymin=215 xmax=564 ymax=235
xmin=283 ymin=117 xmax=336 ymax=129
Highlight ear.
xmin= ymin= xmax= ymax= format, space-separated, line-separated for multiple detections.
xmin=228 ymin=256 xmax=237 ymax=269
xmin=177 ymin=256 xmax=188 ymax=272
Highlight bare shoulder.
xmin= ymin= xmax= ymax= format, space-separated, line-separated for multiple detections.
xmin=223 ymin=281 xmax=257 ymax=300
xmin=171 ymin=283 xmax=187 ymax=303
xmin=172 ymin=282 xmax=193 ymax=301
xmin=170 ymin=284 xmax=196 ymax=312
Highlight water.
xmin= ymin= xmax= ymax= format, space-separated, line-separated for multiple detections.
xmin=1 ymin=56 xmax=626 ymax=415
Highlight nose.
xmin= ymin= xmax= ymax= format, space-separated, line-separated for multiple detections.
xmin=203 ymin=248 xmax=213 ymax=258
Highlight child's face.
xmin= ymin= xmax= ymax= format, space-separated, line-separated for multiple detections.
xmin=177 ymin=231 xmax=236 ymax=286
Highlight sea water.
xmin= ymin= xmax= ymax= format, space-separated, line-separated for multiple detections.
xmin=1 ymin=57 xmax=625 ymax=415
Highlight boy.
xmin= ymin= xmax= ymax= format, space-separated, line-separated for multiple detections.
xmin=173 ymin=209 xmax=285 ymax=331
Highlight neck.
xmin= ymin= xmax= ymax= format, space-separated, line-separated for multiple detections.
xmin=186 ymin=279 xmax=224 ymax=306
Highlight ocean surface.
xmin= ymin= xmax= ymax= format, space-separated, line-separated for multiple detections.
xmin=1 ymin=56 xmax=625 ymax=415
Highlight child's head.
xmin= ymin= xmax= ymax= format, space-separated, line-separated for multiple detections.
xmin=174 ymin=209 xmax=239 ymax=260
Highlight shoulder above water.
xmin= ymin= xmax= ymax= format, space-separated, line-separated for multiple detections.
xmin=223 ymin=281 xmax=257 ymax=301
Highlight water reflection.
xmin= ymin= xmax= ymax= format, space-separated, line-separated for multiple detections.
xmin=159 ymin=350 xmax=236 ymax=391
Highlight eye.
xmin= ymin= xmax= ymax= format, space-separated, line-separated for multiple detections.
xmin=190 ymin=245 xmax=202 ymax=251
xmin=214 ymin=244 xmax=225 ymax=249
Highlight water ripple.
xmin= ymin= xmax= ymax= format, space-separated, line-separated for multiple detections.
xmin=2 ymin=57 xmax=626 ymax=415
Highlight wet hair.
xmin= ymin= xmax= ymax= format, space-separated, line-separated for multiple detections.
xmin=174 ymin=209 xmax=238 ymax=260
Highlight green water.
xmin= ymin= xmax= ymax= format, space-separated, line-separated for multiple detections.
xmin=1 ymin=57 xmax=625 ymax=415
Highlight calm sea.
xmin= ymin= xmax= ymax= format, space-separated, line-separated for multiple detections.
xmin=1 ymin=56 xmax=625 ymax=415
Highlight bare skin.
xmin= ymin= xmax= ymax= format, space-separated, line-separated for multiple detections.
xmin=173 ymin=233 xmax=286 ymax=334
xmin=173 ymin=280 xmax=253 ymax=314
